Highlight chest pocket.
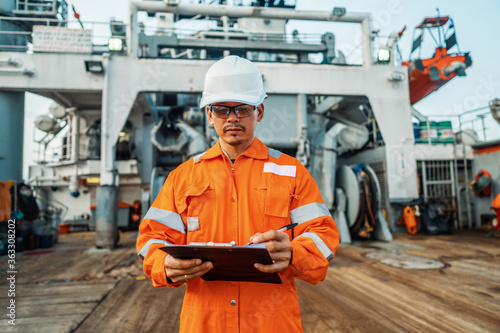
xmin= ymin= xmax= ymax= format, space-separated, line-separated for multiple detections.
xmin=265 ymin=184 xmax=291 ymax=219
xmin=175 ymin=183 xmax=215 ymax=220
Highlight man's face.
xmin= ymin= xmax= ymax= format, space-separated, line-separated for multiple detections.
xmin=206 ymin=101 xmax=264 ymax=148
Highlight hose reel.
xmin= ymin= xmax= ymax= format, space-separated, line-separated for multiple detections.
xmin=336 ymin=164 xmax=381 ymax=239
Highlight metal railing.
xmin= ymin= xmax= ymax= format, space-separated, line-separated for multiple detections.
xmin=129 ymin=1 xmax=372 ymax=65
xmin=14 ymin=0 xmax=68 ymax=19
xmin=2 ymin=4 xmax=366 ymax=65
xmin=421 ymin=160 xmax=456 ymax=199
xmin=413 ymin=106 xmax=494 ymax=144
xmin=0 ymin=15 xmax=128 ymax=52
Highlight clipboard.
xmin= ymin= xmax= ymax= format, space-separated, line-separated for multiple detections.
xmin=159 ymin=243 xmax=282 ymax=284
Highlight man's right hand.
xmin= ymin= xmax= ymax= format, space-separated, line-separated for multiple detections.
xmin=164 ymin=255 xmax=213 ymax=284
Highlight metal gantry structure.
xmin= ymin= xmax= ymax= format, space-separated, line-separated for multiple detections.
xmin=1 ymin=0 xmax=485 ymax=248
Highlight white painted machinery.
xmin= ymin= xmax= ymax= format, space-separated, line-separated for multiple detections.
xmin=1 ymin=1 xmax=482 ymax=247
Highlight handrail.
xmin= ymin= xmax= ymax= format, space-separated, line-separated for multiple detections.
xmin=0 ymin=31 xmax=32 ymax=35
xmin=129 ymin=1 xmax=372 ymax=65
xmin=0 ymin=16 xmax=130 ymax=53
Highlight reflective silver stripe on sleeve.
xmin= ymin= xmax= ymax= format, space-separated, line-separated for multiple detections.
xmin=290 ymin=202 xmax=332 ymax=225
xmin=138 ymin=239 xmax=170 ymax=259
xmin=143 ymin=207 xmax=186 ymax=234
xmin=268 ymin=148 xmax=282 ymax=159
xmin=296 ymin=232 xmax=334 ymax=261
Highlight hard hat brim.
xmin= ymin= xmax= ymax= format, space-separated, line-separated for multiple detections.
xmin=200 ymin=93 xmax=267 ymax=108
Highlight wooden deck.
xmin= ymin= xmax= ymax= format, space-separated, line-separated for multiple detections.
xmin=1 ymin=230 xmax=499 ymax=332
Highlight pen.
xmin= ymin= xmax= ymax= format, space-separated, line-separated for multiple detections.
xmin=276 ymin=223 xmax=299 ymax=232
xmin=244 ymin=223 xmax=298 ymax=246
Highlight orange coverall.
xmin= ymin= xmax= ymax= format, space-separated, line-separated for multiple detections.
xmin=137 ymin=138 xmax=340 ymax=332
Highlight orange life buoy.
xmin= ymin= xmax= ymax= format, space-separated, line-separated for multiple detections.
xmin=470 ymin=169 xmax=492 ymax=197
xmin=475 ymin=169 xmax=491 ymax=180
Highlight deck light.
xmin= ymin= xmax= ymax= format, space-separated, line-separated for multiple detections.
xmin=108 ymin=37 xmax=123 ymax=52
xmin=84 ymin=61 xmax=104 ymax=74
xmin=377 ymin=48 xmax=391 ymax=64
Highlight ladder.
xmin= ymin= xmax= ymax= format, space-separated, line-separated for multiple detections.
xmin=453 ymin=143 xmax=473 ymax=229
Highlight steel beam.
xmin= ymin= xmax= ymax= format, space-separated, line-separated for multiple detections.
xmin=145 ymin=34 xmax=326 ymax=53
xmin=133 ymin=1 xmax=369 ymax=23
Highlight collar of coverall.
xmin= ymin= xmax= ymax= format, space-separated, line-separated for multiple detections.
xmin=194 ymin=137 xmax=269 ymax=163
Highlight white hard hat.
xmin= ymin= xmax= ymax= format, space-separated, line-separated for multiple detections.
xmin=199 ymin=56 xmax=267 ymax=108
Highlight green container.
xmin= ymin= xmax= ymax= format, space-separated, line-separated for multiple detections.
xmin=437 ymin=121 xmax=454 ymax=144
xmin=418 ymin=121 xmax=438 ymax=144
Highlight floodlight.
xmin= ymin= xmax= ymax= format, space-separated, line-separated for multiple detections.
xmin=377 ymin=48 xmax=391 ymax=63
xmin=110 ymin=20 xmax=127 ymax=37
xmin=84 ymin=61 xmax=104 ymax=74
xmin=108 ymin=37 xmax=123 ymax=52
xmin=34 ymin=114 xmax=60 ymax=133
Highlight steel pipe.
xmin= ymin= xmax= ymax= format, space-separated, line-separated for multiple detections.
xmin=131 ymin=1 xmax=369 ymax=23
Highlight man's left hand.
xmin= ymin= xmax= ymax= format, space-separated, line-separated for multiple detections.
xmin=250 ymin=230 xmax=292 ymax=273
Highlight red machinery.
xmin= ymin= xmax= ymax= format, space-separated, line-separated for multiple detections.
xmin=492 ymin=193 xmax=500 ymax=231
xmin=401 ymin=16 xmax=472 ymax=105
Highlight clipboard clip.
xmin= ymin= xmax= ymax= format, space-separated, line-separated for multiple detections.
xmin=189 ymin=241 xmax=237 ymax=247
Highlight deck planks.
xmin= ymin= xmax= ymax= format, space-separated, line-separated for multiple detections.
xmin=6 ymin=232 xmax=140 ymax=284
xmin=0 ymin=230 xmax=498 ymax=332
xmin=0 ymin=280 xmax=117 ymax=333
xmin=296 ymin=231 xmax=500 ymax=333
xmin=74 ymin=278 xmax=185 ymax=333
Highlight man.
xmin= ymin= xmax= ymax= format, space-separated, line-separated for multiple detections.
xmin=137 ymin=56 xmax=339 ymax=332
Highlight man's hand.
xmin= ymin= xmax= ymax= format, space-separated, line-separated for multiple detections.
xmin=250 ymin=230 xmax=293 ymax=273
xmin=164 ymin=255 xmax=213 ymax=284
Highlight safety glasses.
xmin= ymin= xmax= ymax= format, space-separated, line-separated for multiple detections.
xmin=209 ymin=104 xmax=257 ymax=119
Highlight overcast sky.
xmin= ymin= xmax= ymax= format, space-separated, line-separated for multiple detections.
xmin=24 ymin=0 xmax=500 ymax=177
